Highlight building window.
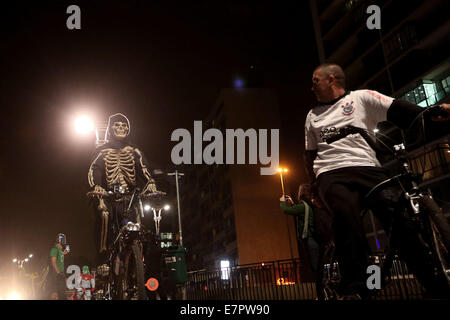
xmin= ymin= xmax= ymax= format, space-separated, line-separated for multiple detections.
xmin=442 ymin=75 xmax=450 ymax=95
xmin=400 ymin=78 xmax=448 ymax=107
xmin=220 ymin=260 xmax=230 ymax=280
xmin=384 ymin=24 xmax=418 ymax=63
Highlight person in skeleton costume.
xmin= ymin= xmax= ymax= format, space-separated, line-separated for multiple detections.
xmin=73 ymin=266 xmax=95 ymax=300
xmin=88 ymin=113 xmax=160 ymax=263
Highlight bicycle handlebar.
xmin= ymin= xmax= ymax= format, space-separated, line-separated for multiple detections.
xmin=86 ymin=190 xmax=166 ymax=199
xmin=324 ymin=105 xmax=447 ymax=145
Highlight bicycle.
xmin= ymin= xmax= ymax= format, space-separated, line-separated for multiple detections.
xmin=321 ymin=106 xmax=450 ymax=298
xmin=87 ymin=186 xmax=166 ymax=300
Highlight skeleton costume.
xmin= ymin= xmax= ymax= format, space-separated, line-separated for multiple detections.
xmin=88 ymin=113 xmax=157 ymax=195
xmin=88 ymin=113 xmax=158 ymax=257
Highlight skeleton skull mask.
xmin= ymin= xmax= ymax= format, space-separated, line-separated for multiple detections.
xmin=107 ymin=113 xmax=131 ymax=141
xmin=111 ymin=121 xmax=129 ymax=139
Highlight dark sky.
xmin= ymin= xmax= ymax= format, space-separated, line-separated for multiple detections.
xmin=0 ymin=0 xmax=318 ymax=273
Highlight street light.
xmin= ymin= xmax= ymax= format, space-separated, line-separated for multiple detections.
xmin=151 ymin=204 xmax=171 ymax=235
xmin=167 ymin=170 xmax=184 ymax=246
xmin=12 ymin=254 xmax=33 ymax=269
xmin=73 ymin=114 xmax=109 ymax=147
xmin=74 ymin=115 xmax=94 ymax=135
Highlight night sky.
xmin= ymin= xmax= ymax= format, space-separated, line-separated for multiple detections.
xmin=0 ymin=1 xmax=318 ymax=274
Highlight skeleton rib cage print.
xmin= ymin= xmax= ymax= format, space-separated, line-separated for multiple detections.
xmin=88 ymin=146 xmax=156 ymax=194
xmin=104 ymin=146 xmax=136 ymax=192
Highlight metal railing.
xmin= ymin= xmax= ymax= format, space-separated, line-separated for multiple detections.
xmin=185 ymin=257 xmax=425 ymax=300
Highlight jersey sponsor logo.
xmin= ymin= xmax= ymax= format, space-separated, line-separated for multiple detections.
xmin=319 ymin=126 xmax=337 ymax=142
xmin=341 ymin=101 xmax=355 ymax=116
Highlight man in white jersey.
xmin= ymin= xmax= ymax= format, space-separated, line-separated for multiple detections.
xmin=304 ymin=63 xmax=450 ymax=299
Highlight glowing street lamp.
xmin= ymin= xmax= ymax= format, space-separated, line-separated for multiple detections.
xmin=277 ymin=168 xmax=288 ymax=196
xmin=167 ymin=170 xmax=184 ymax=246
xmin=12 ymin=254 xmax=34 ymax=269
xmin=74 ymin=115 xmax=94 ymax=135
xmin=150 ymin=204 xmax=171 ymax=235
xmin=6 ymin=292 xmax=21 ymax=300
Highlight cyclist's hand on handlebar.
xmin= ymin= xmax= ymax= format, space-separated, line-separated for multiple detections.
xmin=87 ymin=185 xmax=107 ymax=198
xmin=94 ymin=185 xmax=107 ymax=195
xmin=431 ymin=103 xmax=450 ymax=121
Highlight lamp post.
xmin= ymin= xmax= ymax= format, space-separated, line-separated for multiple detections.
xmin=145 ymin=204 xmax=170 ymax=235
xmin=73 ymin=115 xmax=109 ymax=147
xmin=12 ymin=254 xmax=33 ymax=270
xmin=167 ymin=170 xmax=184 ymax=246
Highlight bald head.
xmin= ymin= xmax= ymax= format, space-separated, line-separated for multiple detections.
xmin=311 ymin=63 xmax=346 ymax=103
xmin=314 ymin=63 xmax=346 ymax=89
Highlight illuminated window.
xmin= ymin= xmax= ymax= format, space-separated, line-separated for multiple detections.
xmin=161 ymin=233 xmax=173 ymax=240
xmin=220 ymin=260 xmax=230 ymax=280
xmin=400 ymin=77 xmax=448 ymax=107
xmin=161 ymin=242 xmax=172 ymax=248
xmin=442 ymin=76 xmax=450 ymax=95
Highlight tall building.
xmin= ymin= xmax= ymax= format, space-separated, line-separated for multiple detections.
xmin=309 ymin=0 xmax=450 ymax=250
xmin=179 ymin=88 xmax=299 ymax=271
xmin=310 ymin=0 xmax=449 ymax=100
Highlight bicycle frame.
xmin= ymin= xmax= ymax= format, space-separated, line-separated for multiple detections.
xmin=323 ymin=124 xmax=450 ymax=296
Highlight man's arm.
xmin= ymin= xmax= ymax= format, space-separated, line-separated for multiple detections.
xmin=304 ymin=149 xmax=318 ymax=184
xmin=280 ymin=200 xmax=307 ymax=216
xmin=134 ymin=148 xmax=157 ymax=193
xmin=51 ymin=257 xmax=60 ymax=274
xmin=304 ymin=111 xmax=318 ymax=184
xmin=88 ymin=149 xmax=105 ymax=191
xmin=386 ymin=99 xmax=449 ymax=130
xmin=386 ymin=99 xmax=425 ymax=130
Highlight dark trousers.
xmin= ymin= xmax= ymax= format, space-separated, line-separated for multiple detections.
xmin=317 ymin=166 xmax=448 ymax=297
xmin=48 ymin=271 xmax=67 ymax=300
xmin=304 ymin=237 xmax=325 ymax=300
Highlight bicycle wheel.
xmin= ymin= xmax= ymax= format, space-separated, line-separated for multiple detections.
xmin=430 ymin=218 xmax=450 ymax=285
xmin=420 ymin=195 xmax=450 ymax=252
xmin=420 ymin=195 xmax=450 ymax=284
xmin=118 ymin=241 xmax=146 ymax=300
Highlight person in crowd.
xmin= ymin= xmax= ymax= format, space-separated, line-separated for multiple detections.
xmin=280 ymin=184 xmax=334 ymax=300
xmin=304 ymin=63 xmax=450 ymax=299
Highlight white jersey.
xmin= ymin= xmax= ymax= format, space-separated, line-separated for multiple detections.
xmin=305 ymin=90 xmax=394 ymax=177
